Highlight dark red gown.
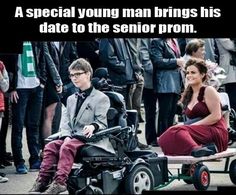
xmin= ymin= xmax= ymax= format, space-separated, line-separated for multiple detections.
xmin=158 ymin=86 xmax=228 ymax=156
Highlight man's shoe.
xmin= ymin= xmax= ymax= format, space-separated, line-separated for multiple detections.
xmin=138 ymin=115 xmax=145 ymax=123
xmin=191 ymin=147 xmax=214 ymax=157
xmin=30 ymin=160 xmax=41 ymax=171
xmin=136 ymin=129 xmax=142 ymax=134
xmin=150 ymin=141 xmax=159 ymax=147
xmin=4 ymin=152 xmax=13 ymax=161
xmin=138 ymin=142 xmax=152 ymax=150
xmin=0 ymin=175 xmax=9 ymax=183
xmin=2 ymin=160 xmax=12 ymax=167
xmin=42 ymin=181 xmax=67 ymax=194
xmin=16 ymin=163 xmax=28 ymax=174
xmin=29 ymin=180 xmax=49 ymax=194
xmin=0 ymin=172 xmax=6 ymax=177
xmin=0 ymin=164 xmax=5 ymax=169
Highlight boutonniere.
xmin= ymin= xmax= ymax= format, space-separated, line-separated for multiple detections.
xmin=85 ymin=104 xmax=92 ymax=110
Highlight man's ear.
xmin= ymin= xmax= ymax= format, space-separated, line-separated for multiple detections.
xmin=88 ymin=72 xmax=92 ymax=80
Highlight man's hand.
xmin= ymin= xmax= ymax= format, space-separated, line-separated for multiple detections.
xmin=10 ymin=91 xmax=19 ymax=103
xmin=39 ymin=83 xmax=45 ymax=89
xmin=64 ymin=137 xmax=72 ymax=143
xmin=56 ymin=85 xmax=63 ymax=94
xmin=177 ymin=57 xmax=185 ymax=67
xmin=83 ymin=125 xmax=95 ymax=138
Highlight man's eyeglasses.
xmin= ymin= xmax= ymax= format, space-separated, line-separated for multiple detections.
xmin=69 ymin=72 xmax=86 ymax=79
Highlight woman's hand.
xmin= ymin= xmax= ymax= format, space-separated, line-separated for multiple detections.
xmin=83 ymin=125 xmax=95 ymax=138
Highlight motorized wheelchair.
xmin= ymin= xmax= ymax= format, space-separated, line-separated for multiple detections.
xmin=46 ymin=77 xmax=168 ymax=194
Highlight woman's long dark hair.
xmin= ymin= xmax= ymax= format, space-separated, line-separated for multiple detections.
xmin=182 ymin=58 xmax=208 ymax=109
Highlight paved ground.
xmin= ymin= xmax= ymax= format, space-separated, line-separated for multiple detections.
xmin=0 ymin=121 xmax=236 ymax=194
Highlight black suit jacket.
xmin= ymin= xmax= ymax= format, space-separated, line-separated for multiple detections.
xmin=150 ymin=38 xmax=183 ymax=94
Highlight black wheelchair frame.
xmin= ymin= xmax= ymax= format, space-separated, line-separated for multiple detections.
xmin=66 ymin=90 xmax=168 ymax=194
xmin=46 ymin=89 xmax=168 ymax=194
xmin=228 ymin=108 xmax=236 ymax=145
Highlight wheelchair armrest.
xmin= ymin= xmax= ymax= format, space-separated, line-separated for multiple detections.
xmin=94 ymin=126 xmax=122 ymax=137
xmin=73 ymin=126 xmax=122 ymax=143
xmin=45 ymin=132 xmax=61 ymax=142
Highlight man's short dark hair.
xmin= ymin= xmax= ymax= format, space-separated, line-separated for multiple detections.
xmin=69 ymin=58 xmax=93 ymax=78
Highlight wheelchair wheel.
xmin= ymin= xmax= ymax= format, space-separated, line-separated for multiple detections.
xmin=230 ymin=108 xmax=236 ymax=122
xmin=229 ymin=109 xmax=236 ymax=134
xmin=192 ymin=164 xmax=210 ymax=191
xmin=229 ymin=159 xmax=236 ymax=185
xmin=228 ymin=108 xmax=236 ymax=145
xmin=124 ymin=164 xmax=154 ymax=194
xmin=181 ymin=164 xmax=194 ymax=184
xmin=68 ymin=187 xmax=76 ymax=195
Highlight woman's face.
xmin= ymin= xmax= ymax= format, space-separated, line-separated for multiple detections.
xmin=191 ymin=46 xmax=206 ymax=60
xmin=186 ymin=65 xmax=205 ymax=86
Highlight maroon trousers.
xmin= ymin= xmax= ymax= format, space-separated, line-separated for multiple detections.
xmin=38 ymin=138 xmax=84 ymax=185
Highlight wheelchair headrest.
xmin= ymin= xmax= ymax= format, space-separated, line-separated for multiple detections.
xmin=94 ymin=67 xmax=109 ymax=79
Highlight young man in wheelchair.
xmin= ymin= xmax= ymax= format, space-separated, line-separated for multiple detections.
xmin=29 ymin=58 xmax=115 ymax=194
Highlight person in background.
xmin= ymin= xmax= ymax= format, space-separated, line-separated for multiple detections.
xmin=40 ymin=42 xmax=63 ymax=151
xmin=99 ymin=38 xmax=150 ymax=150
xmin=186 ymin=38 xmax=218 ymax=63
xmin=58 ymin=41 xmax=78 ymax=106
xmin=0 ymin=60 xmax=9 ymax=182
xmin=177 ymin=38 xmax=187 ymax=57
xmin=0 ymin=54 xmax=17 ymax=169
xmin=10 ymin=41 xmax=46 ymax=174
xmin=215 ymin=39 xmax=236 ymax=129
xmin=139 ymin=38 xmax=158 ymax=146
xmin=51 ymin=41 xmax=78 ymax=138
xmin=150 ymin=38 xmax=185 ymax=137
xmin=99 ymin=38 xmax=136 ymax=103
xmin=76 ymin=39 xmax=101 ymax=72
xmin=126 ymin=38 xmax=145 ymax=123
